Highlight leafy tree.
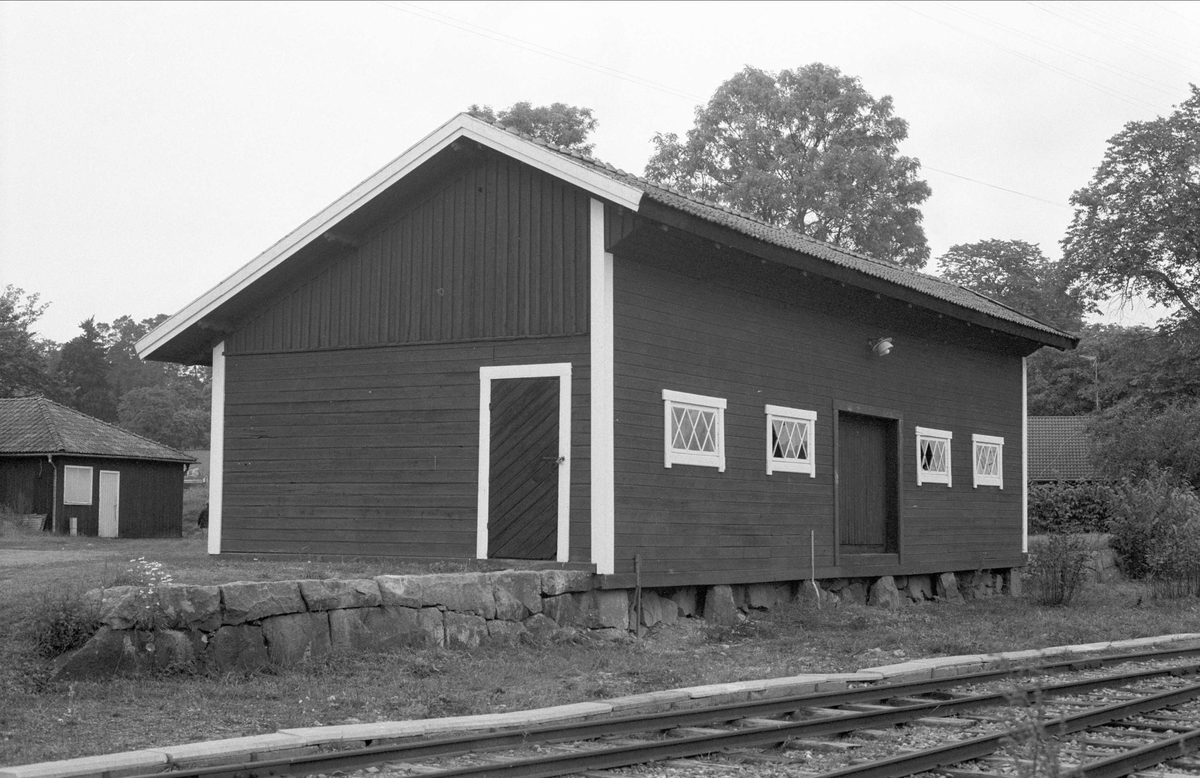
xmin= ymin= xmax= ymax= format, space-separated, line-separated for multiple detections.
xmin=644 ymin=64 xmax=932 ymax=268
xmin=936 ymin=239 xmax=1089 ymax=331
xmin=467 ymin=101 xmax=597 ymax=154
xmin=118 ymin=383 xmax=210 ymax=449
xmin=1027 ymin=323 xmax=1200 ymax=417
xmin=1089 ymin=401 xmax=1200 ymax=489
xmin=57 ymin=317 xmax=118 ymax=422
xmin=0 ymin=285 xmax=60 ymax=398
xmin=1062 ymin=85 xmax=1200 ymax=320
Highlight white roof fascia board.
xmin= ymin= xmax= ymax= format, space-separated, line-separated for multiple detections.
xmin=137 ymin=114 xmax=643 ymax=360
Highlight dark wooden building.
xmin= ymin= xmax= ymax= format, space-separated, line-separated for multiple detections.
xmin=0 ymin=397 xmax=193 ymax=538
xmin=138 ymin=114 xmax=1077 ymax=587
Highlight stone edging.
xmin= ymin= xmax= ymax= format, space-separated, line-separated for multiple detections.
xmin=10 ymin=632 xmax=1200 ymax=778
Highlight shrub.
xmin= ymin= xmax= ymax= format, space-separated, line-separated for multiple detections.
xmin=1025 ymin=533 xmax=1092 ymax=606
xmin=27 ymin=587 xmax=101 ymax=658
xmin=1107 ymin=473 xmax=1200 ymax=594
xmin=1028 ymin=481 xmax=1116 ymax=534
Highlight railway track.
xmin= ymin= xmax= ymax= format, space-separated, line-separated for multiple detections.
xmin=124 ymin=645 xmax=1200 ymax=778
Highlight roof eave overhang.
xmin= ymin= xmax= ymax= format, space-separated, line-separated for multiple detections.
xmin=636 ymin=198 xmax=1078 ymax=352
xmin=136 ymin=114 xmax=643 ymax=363
xmin=1 ymin=450 xmax=194 ymax=463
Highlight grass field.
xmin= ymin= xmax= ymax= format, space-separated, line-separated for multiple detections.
xmin=4 ymin=515 xmax=1200 ymax=767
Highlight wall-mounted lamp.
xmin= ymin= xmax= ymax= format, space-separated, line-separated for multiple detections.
xmin=870 ymin=337 xmax=894 ymax=357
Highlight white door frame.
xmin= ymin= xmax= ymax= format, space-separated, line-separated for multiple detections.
xmin=477 ymin=363 xmax=572 ymax=562
xmin=98 ymin=470 xmax=120 ymax=538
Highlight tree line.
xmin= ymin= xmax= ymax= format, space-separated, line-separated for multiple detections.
xmin=0 ymin=291 xmax=210 ymax=450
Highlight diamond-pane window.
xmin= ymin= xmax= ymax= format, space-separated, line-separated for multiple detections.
xmin=915 ymin=427 xmax=952 ymax=486
xmin=663 ymin=390 xmax=726 ymax=471
xmin=765 ymin=405 xmax=817 ymax=476
xmin=972 ymin=434 xmax=1004 ymax=488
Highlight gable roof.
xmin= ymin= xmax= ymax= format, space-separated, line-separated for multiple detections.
xmin=0 ymin=397 xmax=194 ymax=463
xmin=138 ymin=113 xmax=1078 ymax=364
xmin=1028 ymin=416 xmax=1097 ymax=482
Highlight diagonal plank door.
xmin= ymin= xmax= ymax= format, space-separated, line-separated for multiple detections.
xmin=488 ymin=376 xmax=560 ymax=559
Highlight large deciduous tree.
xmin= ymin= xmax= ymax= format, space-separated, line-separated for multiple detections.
xmin=1062 ymin=85 xmax=1200 ymax=319
xmin=468 ymin=101 xmax=597 ymax=154
xmin=936 ymin=239 xmax=1090 ymax=331
xmin=644 ymin=64 xmax=932 ymax=268
xmin=0 ymin=285 xmax=60 ymax=399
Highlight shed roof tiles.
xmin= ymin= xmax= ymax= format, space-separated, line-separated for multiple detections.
xmin=0 ymin=397 xmax=193 ymax=463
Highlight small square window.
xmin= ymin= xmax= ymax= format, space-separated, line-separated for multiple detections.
xmin=64 ymin=465 xmax=93 ymax=505
xmin=765 ymin=405 xmax=816 ymax=476
xmin=972 ymin=434 xmax=1004 ymax=488
xmin=663 ymin=389 xmax=726 ymax=471
xmin=915 ymin=426 xmax=952 ymax=486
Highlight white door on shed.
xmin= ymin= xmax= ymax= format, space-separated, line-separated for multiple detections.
xmin=98 ymin=470 xmax=120 ymax=538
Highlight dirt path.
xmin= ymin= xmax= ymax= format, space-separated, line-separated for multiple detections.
xmin=0 ymin=547 xmax=116 ymax=568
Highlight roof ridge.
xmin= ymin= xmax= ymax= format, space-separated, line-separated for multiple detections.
xmin=35 ymin=396 xmax=66 ymax=452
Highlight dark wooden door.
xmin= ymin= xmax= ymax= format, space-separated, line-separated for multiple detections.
xmin=488 ymin=377 xmax=560 ymax=559
xmin=837 ymin=412 xmax=898 ymax=554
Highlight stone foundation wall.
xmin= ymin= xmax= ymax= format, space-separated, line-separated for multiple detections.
xmin=55 ymin=567 xmax=1016 ymax=680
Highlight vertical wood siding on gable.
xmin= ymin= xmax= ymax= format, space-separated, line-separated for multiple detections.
xmin=611 ymin=247 xmax=1025 ymax=585
xmin=220 ymin=337 xmax=591 ymax=561
xmin=226 ymin=157 xmax=591 ymax=355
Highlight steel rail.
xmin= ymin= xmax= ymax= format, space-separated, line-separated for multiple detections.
xmin=1066 ymin=724 xmax=1200 ymax=778
xmin=114 ymin=645 xmax=1200 ymax=778
xmin=162 ymin=661 xmax=1200 ymax=778
xmin=287 ymin=677 xmax=1200 ymax=778
xmin=811 ymin=678 xmax=1200 ymax=778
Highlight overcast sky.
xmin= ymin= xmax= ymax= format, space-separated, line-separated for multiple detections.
xmin=2 ymin=1 xmax=1197 ymax=344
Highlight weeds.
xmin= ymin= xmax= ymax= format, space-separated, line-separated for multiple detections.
xmin=26 ymin=586 xmax=101 ymax=659
xmin=1026 ymin=534 xmax=1092 ymax=606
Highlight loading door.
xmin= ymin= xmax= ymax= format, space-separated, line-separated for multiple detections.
xmin=837 ymin=412 xmax=898 ymax=554
xmin=487 ymin=376 xmax=561 ymax=559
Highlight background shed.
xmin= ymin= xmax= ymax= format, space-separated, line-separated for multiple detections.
xmin=0 ymin=397 xmax=194 ymax=537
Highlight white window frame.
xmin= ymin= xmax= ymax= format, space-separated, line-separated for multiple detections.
xmin=972 ymin=434 xmax=1005 ymax=489
xmin=477 ymin=363 xmax=573 ymax=563
xmin=915 ymin=426 xmax=953 ymax=487
xmin=765 ymin=405 xmax=817 ymax=476
xmin=663 ymin=389 xmax=726 ymax=472
xmin=63 ymin=465 xmax=94 ymax=505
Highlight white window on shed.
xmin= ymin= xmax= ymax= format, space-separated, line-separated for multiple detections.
xmin=663 ymin=389 xmax=726 ymax=472
xmin=972 ymin=434 xmax=1004 ymax=488
xmin=915 ymin=426 xmax=952 ymax=486
xmin=765 ymin=405 xmax=816 ymax=476
xmin=64 ymin=465 xmax=94 ymax=505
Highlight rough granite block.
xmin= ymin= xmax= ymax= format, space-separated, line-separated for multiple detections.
xmin=220 ymin=581 xmax=305 ymax=625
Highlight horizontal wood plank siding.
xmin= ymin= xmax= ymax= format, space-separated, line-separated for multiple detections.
xmin=221 ymin=338 xmax=591 ymax=560
xmin=227 ymin=156 xmax=591 ymax=355
xmin=612 ymin=239 xmax=1025 ymax=585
